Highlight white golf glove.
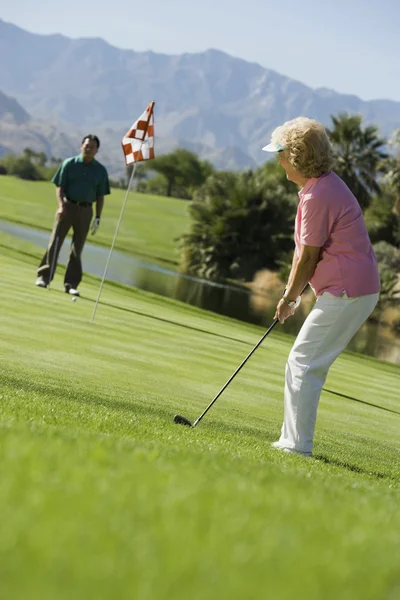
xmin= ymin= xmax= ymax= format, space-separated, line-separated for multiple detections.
xmin=91 ymin=217 xmax=100 ymax=235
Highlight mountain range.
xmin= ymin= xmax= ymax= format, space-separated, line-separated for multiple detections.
xmin=1 ymin=18 xmax=400 ymax=176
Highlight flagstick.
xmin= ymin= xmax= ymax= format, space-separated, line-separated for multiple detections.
xmin=90 ymin=164 xmax=138 ymax=324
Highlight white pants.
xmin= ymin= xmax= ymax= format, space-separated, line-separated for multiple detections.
xmin=277 ymin=291 xmax=379 ymax=455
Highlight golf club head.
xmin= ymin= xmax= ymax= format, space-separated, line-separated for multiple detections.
xmin=173 ymin=414 xmax=193 ymax=427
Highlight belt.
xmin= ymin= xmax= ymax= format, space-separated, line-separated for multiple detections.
xmin=66 ymin=198 xmax=92 ymax=207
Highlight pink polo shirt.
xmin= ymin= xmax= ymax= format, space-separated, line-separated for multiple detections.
xmin=295 ymin=171 xmax=380 ymax=297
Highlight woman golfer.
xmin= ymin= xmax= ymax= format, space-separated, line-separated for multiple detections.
xmin=263 ymin=117 xmax=380 ymax=457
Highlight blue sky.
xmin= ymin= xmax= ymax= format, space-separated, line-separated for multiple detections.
xmin=2 ymin=0 xmax=400 ymax=101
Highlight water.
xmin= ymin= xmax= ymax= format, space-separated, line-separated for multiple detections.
xmin=2 ymin=220 xmax=400 ymax=366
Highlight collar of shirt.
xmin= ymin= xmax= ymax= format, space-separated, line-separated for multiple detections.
xmin=298 ymin=172 xmax=333 ymax=201
xmin=78 ymin=154 xmax=95 ymax=165
xmin=298 ymin=177 xmax=318 ymax=200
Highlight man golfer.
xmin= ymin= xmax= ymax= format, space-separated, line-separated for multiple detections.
xmin=36 ymin=135 xmax=110 ymax=296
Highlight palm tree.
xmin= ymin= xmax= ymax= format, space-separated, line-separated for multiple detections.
xmin=327 ymin=114 xmax=387 ymax=210
xmin=180 ymin=170 xmax=297 ymax=281
xmin=384 ymin=135 xmax=400 ymax=247
xmin=384 ymin=130 xmax=400 ymax=217
xmin=143 ymin=149 xmax=213 ymax=198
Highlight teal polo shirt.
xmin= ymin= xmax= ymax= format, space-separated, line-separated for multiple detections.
xmin=52 ymin=155 xmax=110 ymax=204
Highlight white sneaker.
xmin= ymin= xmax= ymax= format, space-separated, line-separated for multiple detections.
xmin=36 ymin=277 xmax=47 ymax=288
xmin=271 ymin=441 xmax=312 ymax=458
xmin=271 ymin=441 xmax=283 ymax=449
xmin=65 ymin=286 xmax=80 ymax=297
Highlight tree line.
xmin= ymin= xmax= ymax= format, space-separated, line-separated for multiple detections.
xmin=0 ymin=148 xmax=62 ymax=181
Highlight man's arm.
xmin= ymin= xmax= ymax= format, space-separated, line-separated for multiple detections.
xmin=95 ymin=196 xmax=104 ymax=219
xmin=56 ymin=186 xmax=66 ymax=220
xmin=91 ymin=167 xmax=110 ymax=234
xmin=90 ymin=196 xmax=104 ymax=235
xmin=52 ymin=160 xmax=69 ymax=220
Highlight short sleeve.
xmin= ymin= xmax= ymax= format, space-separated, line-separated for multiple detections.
xmin=97 ymin=168 xmax=111 ymax=196
xmin=300 ymin=194 xmax=330 ymax=247
xmin=52 ymin=160 xmax=69 ymax=188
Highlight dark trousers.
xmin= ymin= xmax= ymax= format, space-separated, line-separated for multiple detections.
xmin=37 ymin=202 xmax=93 ymax=288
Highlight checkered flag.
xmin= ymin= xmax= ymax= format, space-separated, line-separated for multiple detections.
xmin=122 ymin=101 xmax=155 ymax=165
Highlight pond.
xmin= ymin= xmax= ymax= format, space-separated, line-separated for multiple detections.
xmin=2 ymin=220 xmax=400 ymax=366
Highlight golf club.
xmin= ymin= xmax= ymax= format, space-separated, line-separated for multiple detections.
xmin=173 ymin=317 xmax=279 ymax=428
xmin=48 ymin=233 xmax=59 ymax=290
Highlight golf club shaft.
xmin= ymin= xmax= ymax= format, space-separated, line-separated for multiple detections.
xmin=48 ymin=232 xmax=60 ymax=288
xmin=192 ymin=318 xmax=279 ymax=427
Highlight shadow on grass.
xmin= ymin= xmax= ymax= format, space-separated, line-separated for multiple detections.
xmin=323 ymin=388 xmax=400 ymax=416
xmin=187 ymin=418 xmax=398 ymax=481
xmin=312 ymin=454 xmax=391 ymax=480
xmin=56 ymin=288 xmax=270 ymax=349
xmin=82 ymin=294 xmax=400 ymax=419
xmin=32 ymin=289 xmax=400 ymax=434
xmin=0 ymin=242 xmax=42 ymax=264
xmin=0 ymin=371 xmax=175 ymax=423
xmin=3 ymin=371 xmax=397 ymax=482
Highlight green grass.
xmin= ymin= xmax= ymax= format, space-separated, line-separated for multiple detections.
xmin=1 ymin=235 xmax=400 ymax=600
xmin=0 ymin=175 xmax=190 ymax=266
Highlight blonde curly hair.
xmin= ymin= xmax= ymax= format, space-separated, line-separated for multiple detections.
xmin=271 ymin=117 xmax=334 ymax=178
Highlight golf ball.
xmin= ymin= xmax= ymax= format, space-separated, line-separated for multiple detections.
xmin=72 ymin=296 xmax=77 ymax=302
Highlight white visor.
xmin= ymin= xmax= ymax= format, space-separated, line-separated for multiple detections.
xmin=262 ymin=141 xmax=284 ymax=152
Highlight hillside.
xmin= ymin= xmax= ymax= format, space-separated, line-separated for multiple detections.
xmin=1 ymin=18 xmax=400 ymax=174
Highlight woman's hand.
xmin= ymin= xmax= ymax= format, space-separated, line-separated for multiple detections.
xmin=274 ymin=298 xmax=295 ymax=324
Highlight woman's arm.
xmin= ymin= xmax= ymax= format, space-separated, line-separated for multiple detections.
xmin=285 ymin=244 xmax=320 ymax=301
xmin=287 ymin=251 xmax=299 ymax=288
xmin=275 ymin=244 xmax=321 ymax=323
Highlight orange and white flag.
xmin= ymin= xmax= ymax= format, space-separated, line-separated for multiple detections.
xmin=121 ymin=101 xmax=155 ymax=165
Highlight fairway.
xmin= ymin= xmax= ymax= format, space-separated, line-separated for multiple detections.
xmin=0 ymin=176 xmax=190 ymax=267
xmin=1 ymin=235 xmax=400 ymax=600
